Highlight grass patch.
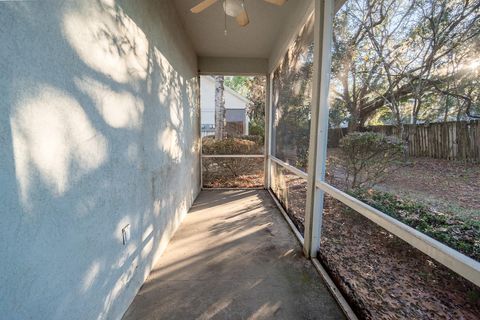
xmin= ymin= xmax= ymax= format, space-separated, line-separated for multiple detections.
xmin=350 ymin=188 xmax=480 ymax=261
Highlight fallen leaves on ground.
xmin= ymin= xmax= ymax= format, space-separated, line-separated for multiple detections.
xmin=318 ymin=196 xmax=480 ymax=320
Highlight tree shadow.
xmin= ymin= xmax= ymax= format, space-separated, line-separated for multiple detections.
xmin=1 ymin=1 xmax=200 ymax=319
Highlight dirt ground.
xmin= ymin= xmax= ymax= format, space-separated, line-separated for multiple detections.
xmin=320 ymin=196 xmax=480 ymax=319
xmin=378 ymin=157 xmax=480 ymax=219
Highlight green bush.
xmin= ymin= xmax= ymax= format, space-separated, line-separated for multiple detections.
xmin=339 ymin=132 xmax=405 ymax=189
xmin=248 ymin=119 xmax=265 ymax=140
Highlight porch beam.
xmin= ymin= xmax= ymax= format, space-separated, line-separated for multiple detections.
xmin=264 ymin=74 xmax=273 ymax=189
xmin=198 ymin=57 xmax=268 ymax=75
xmin=198 ymin=75 xmax=203 ymax=189
xmin=303 ymin=0 xmax=334 ymax=257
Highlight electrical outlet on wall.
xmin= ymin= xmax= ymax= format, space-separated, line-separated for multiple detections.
xmin=122 ymin=224 xmax=131 ymax=245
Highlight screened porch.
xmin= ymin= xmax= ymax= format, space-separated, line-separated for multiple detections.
xmin=2 ymin=0 xmax=479 ymax=319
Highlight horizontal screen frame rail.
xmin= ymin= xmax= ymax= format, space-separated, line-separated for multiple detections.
xmin=269 ymin=156 xmax=308 ymax=180
xmin=201 ymin=154 xmax=264 ymax=158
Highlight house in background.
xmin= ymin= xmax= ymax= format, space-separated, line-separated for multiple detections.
xmin=200 ymin=76 xmax=250 ymax=137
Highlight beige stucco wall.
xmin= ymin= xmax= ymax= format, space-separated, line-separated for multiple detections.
xmin=0 ymin=0 xmax=200 ymax=319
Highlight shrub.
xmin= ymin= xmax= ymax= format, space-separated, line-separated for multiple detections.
xmin=339 ymin=132 xmax=404 ymax=189
xmin=202 ymin=136 xmax=264 ymax=180
xmin=237 ymin=135 xmax=264 ymax=146
xmin=248 ymin=119 xmax=265 ymax=139
xmin=202 ymin=136 xmax=262 ymax=155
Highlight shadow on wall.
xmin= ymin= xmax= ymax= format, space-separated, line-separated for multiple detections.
xmin=0 ymin=0 xmax=200 ymax=319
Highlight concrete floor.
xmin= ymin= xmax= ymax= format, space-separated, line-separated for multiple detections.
xmin=123 ymin=190 xmax=345 ymax=320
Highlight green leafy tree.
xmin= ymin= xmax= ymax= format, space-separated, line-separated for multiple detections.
xmin=330 ymin=0 xmax=480 ymax=130
xmin=224 ymin=76 xmax=249 ymax=97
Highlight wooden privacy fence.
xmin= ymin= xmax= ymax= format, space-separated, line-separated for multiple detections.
xmin=328 ymin=120 xmax=480 ymax=163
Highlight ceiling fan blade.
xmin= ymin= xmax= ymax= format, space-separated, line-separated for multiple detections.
xmin=236 ymin=9 xmax=249 ymax=27
xmin=190 ymin=0 xmax=218 ymax=13
xmin=263 ymin=0 xmax=287 ymax=5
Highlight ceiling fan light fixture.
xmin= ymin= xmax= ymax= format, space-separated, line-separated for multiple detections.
xmin=191 ymin=0 xmax=284 ymax=29
xmin=223 ymin=0 xmax=244 ymax=17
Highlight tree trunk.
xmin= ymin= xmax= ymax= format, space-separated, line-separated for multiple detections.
xmin=443 ymin=96 xmax=451 ymax=123
xmin=411 ymin=98 xmax=421 ymax=125
xmin=215 ymin=76 xmax=226 ymax=140
xmin=348 ymin=107 xmax=361 ymax=132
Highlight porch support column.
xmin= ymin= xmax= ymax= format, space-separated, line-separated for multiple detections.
xmin=264 ymin=74 xmax=273 ymax=189
xmin=198 ymin=75 xmax=203 ymax=190
xmin=303 ymin=0 xmax=334 ymax=257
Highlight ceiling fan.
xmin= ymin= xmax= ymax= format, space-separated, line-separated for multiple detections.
xmin=190 ymin=0 xmax=287 ymax=28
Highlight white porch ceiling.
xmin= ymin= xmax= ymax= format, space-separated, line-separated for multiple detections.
xmin=173 ymin=0 xmax=311 ymax=59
